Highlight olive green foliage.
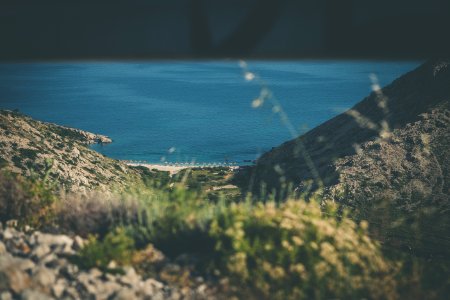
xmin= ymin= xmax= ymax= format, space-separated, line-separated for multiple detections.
xmin=130 ymin=165 xmax=171 ymax=189
xmin=0 ymin=156 xmax=8 ymax=168
xmin=126 ymin=185 xmax=219 ymax=257
xmin=171 ymin=167 xmax=242 ymax=204
xmin=110 ymin=186 xmax=399 ymax=299
xmin=0 ymin=166 xmax=57 ymax=227
xmin=208 ymin=200 xmax=398 ymax=299
xmin=76 ymin=227 xmax=135 ymax=270
xmin=174 ymin=167 xmax=235 ymax=190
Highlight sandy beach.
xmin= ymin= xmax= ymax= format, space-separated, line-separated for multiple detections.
xmin=126 ymin=162 xmax=240 ymax=175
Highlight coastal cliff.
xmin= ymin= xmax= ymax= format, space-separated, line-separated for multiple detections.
xmin=234 ymin=59 xmax=450 ymax=207
xmin=0 ymin=110 xmax=141 ymax=192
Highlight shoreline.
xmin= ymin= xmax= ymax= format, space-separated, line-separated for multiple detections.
xmin=126 ymin=162 xmax=241 ymax=175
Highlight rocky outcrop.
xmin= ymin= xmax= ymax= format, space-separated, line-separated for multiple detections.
xmin=52 ymin=125 xmax=112 ymax=145
xmin=234 ymin=59 xmax=450 ymax=207
xmin=0 ymin=224 xmax=216 ymax=300
xmin=0 ymin=110 xmax=140 ymax=192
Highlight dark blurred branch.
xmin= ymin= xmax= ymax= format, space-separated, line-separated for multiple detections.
xmin=214 ymin=0 xmax=287 ymax=56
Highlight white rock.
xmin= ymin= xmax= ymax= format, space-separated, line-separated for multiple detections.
xmin=40 ymin=253 xmax=58 ymax=265
xmin=105 ymin=273 xmax=117 ymax=282
xmin=52 ymin=279 xmax=66 ymax=298
xmin=45 ymin=257 xmax=67 ymax=270
xmin=0 ymin=292 xmax=12 ymax=300
xmin=64 ymin=286 xmax=79 ymax=299
xmin=31 ymin=244 xmax=51 ymax=259
xmin=54 ymin=243 xmax=75 ymax=255
xmin=0 ymin=257 xmax=31 ymax=293
xmin=197 ymin=283 xmax=207 ymax=294
xmin=20 ymin=289 xmax=53 ymax=300
xmin=5 ymin=220 xmax=18 ymax=228
xmin=167 ymin=290 xmax=179 ymax=300
xmin=0 ymin=241 xmax=6 ymax=255
xmin=0 ymin=256 xmax=35 ymax=271
xmin=119 ymin=267 xmax=141 ymax=286
xmin=77 ymin=272 xmax=91 ymax=285
xmin=136 ymin=281 xmax=154 ymax=296
xmin=72 ymin=147 xmax=80 ymax=158
xmin=83 ymin=282 xmax=98 ymax=295
xmin=89 ymin=267 xmax=102 ymax=279
xmin=107 ymin=260 xmax=118 ymax=269
xmin=2 ymin=228 xmax=14 ymax=240
xmin=34 ymin=232 xmax=73 ymax=248
xmin=32 ymin=266 xmax=56 ymax=288
xmin=73 ymin=235 xmax=85 ymax=250
xmin=95 ymin=281 xmax=122 ymax=300
xmin=112 ymin=288 xmax=136 ymax=300
xmin=144 ymin=278 xmax=164 ymax=290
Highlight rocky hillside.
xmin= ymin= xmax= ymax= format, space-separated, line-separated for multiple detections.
xmin=330 ymin=101 xmax=449 ymax=210
xmin=0 ymin=110 xmax=142 ymax=192
xmin=235 ymin=59 xmax=450 ymax=206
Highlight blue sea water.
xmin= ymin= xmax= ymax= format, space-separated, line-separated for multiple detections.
xmin=0 ymin=60 xmax=419 ymax=164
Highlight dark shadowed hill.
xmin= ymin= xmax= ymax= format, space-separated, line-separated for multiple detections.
xmin=234 ymin=59 xmax=450 ymax=205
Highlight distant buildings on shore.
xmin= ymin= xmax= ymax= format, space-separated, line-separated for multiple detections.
xmin=123 ymin=160 xmax=255 ymax=167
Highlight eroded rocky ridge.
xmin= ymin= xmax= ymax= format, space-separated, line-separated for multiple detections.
xmin=235 ymin=59 xmax=450 ymax=208
xmin=0 ymin=110 xmax=140 ymax=192
xmin=330 ymin=101 xmax=449 ymax=210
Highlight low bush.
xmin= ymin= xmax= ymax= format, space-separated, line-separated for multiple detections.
xmin=56 ymin=191 xmax=142 ymax=237
xmin=0 ymin=170 xmax=57 ymax=227
xmin=76 ymin=227 xmax=135 ymax=270
xmin=208 ymin=200 xmax=399 ymax=299
xmin=127 ymin=185 xmax=219 ymax=256
xmin=0 ymin=156 xmax=8 ymax=168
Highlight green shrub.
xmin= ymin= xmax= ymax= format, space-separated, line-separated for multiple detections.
xmin=108 ymin=185 xmax=398 ymax=298
xmin=11 ymin=155 xmax=22 ymax=168
xmin=76 ymin=227 xmax=135 ymax=270
xmin=128 ymin=185 xmax=218 ymax=257
xmin=0 ymin=156 xmax=8 ymax=169
xmin=19 ymin=148 xmax=38 ymax=160
xmin=0 ymin=170 xmax=57 ymax=227
xmin=208 ymin=200 xmax=399 ymax=299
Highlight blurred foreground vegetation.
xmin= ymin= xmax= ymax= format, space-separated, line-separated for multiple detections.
xmin=0 ymin=168 xmax=449 ymax=299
